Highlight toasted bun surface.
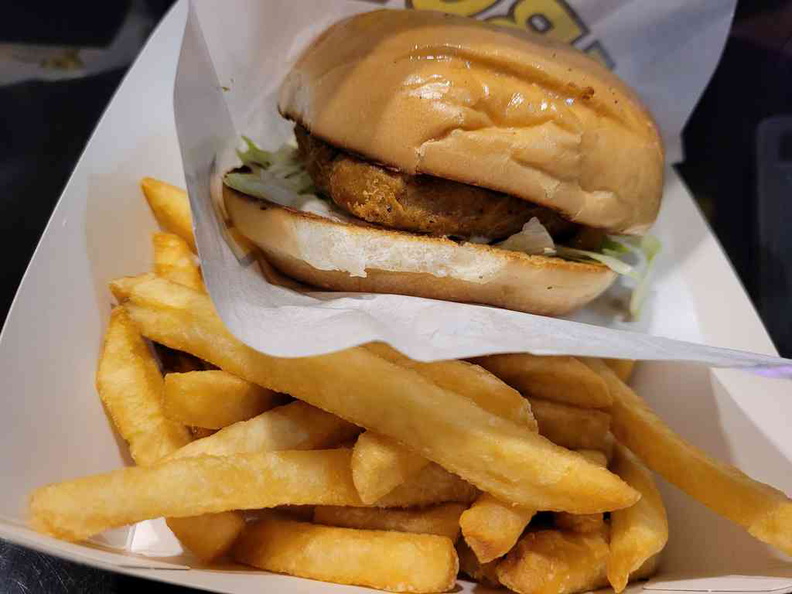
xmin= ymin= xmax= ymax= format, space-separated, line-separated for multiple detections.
xmin=279 ymin=9 xmax=664 ymax=235
xmin=224 ymin=186 xmax=616 ymax=316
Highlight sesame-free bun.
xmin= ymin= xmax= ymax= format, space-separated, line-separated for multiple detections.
xmin=279 ymin=9 xmax=664 ymax=235
xmin=224 ymin=186 xmax=616 ymax=316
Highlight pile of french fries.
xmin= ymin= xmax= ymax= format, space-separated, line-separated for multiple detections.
xmin=28 ymin=178 xmax=792 ymax=593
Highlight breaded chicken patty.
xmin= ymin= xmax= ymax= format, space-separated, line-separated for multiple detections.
xmin=295 ymin=126 xmax=577 ymax=240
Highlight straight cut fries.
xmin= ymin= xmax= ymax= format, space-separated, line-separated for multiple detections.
xmin=30 ymin=450 xmax=362 ymax=541
xmin=352 ymin=345 xmax=538 ymax=502
xmin=232 ymin=516 xmax=459 ymax=593
xmin=29 ymin=175 xmax=792 ymax=593
xmin=603 ymin=358 xmax=636 ymax=383
xmin=96 ymin=307 xmax=191 ymax=466
xmin=555 ymin=450 xmax=608 ymax=535
xmin=585 ymin=358 xmax=792 ymax=556
xmin=121 ymin=277 xmax=639 ymax=512
xmin=313 ymin=504 xmax=465 ymax=540
xmin=96 ymin=307 xmax=244 ymax=561
xmin=457 ymin=541 xmax=500 ymax=587
xmin=152 ymin=232 xmax=204 ymax=291
xmin=607 ymin=445 xmax=668 ymax=593
xmin=528 ymin=398 xmax=611 ymax=451
xmin=460 ymin=493 xmax=535 ymax=563
xmin=165 ymin=513 xmax=246 ymax=562
xmin=471 ymin=353 xmax=612 ymax=409
xmin=496 ymin=529 xmax=610 ymax=594
xmin=163 ymin=370 xmax=277 ymax=429
xmin=352 ymin=432 xmax=430 ymax=504
xmin=366 ymin=343 xmax=536 ymax=429
xmin=165 ymin=401 xmax=360 ymax=460
xmin=141 ymin=177 xmax=196 ymax=251
xmin=372 ymin=462 xmax=478 ymax=508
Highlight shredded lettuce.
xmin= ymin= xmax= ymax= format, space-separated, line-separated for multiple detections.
xmin=225 ymin=137 xmax=354 ymax=222
xmin=227 ymin=137 xmax=315 ymax=196
xmin=496 ymin=217 xmax=556 ymax=255
xmin=498 ymin=217 xmax=661 ymax=320
xmin=237 ymin=135 xmax=272 ymax=168
xmin=555 ymin=246 xmax=638 ymax=278
xmin=627 ymin=235 xmax=662 ymax=319
xmin=556 ymin=234 xmax=661 ymax=320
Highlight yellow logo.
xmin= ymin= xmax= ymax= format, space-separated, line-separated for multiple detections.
xmin=406 ymin=0 xmax=613 ymax=68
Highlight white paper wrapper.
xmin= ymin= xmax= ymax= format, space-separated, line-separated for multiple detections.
xmin=174 ymin=0 xmax=792 ymax=375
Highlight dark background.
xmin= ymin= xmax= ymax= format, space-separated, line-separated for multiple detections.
xmin=1 ymin=1 xmax=790 ymax=592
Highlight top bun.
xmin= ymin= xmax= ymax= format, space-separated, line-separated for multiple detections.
xmin=279 ymin=9 xmax=664 ymax=235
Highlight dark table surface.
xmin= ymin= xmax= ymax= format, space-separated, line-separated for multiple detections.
xmin=1 ymin=1 xmax=791 ymax=593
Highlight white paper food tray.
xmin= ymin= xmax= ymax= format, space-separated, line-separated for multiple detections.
xmin=0 ymin=1 xmax=789 ymax=593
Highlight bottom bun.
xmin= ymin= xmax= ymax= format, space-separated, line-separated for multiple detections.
xmin=224 ymin=187 xmax=616 ymax=316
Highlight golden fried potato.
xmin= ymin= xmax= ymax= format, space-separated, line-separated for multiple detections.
xmin=314 ymin=503 xmax=465 ymax=540
xmin=460 ymin=493 xmax=535 ymax=563
xmin=584 ymin=358 xmax=792 ymax=556
xmin=166 ymin=513 xmax=246 ymax=562
xmin=603 ymin=358 xmax=637 ymax=383
xmin=529 ymin=398 xmax=611 ymax=451
xmin=141 ymin=178 xmax=195 ymax=251
xmin=96 ymin=307 xmax=191 ymax=466
xmin=165 ymin=401 xmax=359 ymax=460
xmin=152 ymin=232 xmax=204 ymax=291
xmin=233 ymin=515 xmax=459 ymax=593
xmin=471 ymin=354 xmax=612 ymax=409
xmin=457 ymin=540 xmax=500 ymax=588
xmin=366 ymin=343 xmax=536 ymax=429
xmin=123 ymin=277 xmax=639 ymax=513
xmin=608 ymin=445 xmax=668 ymax=593
xmin=29 ymin=450 xmax=359 ymax=541
xmin=496 ymin=529 xmax=610 ymax=594
xmin=352 ymin=431 xmax=429 ymax=504
xmin=163 ymin=370 xmax=277 ymax=429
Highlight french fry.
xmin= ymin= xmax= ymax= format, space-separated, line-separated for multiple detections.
xmin=374 ymin=462 xmax=478 ymax=508
xmin=96 ymin=307 xmax=191 ymax=466
xmin=314 ymin=503 xmax=465 ymax=540
xmin=554 ymin=513 xmax=605 ymax=534
xmin=529 ymin=398 xmax=611 ymax=451
xmin=496 ymin=529 xmax=610 ymax=594
xmin=584 ymin=358 xmax=792 ymax=556
xmin=352 ymin=431 xmax=430 ymax=504
xmin=351 ymin=345 xmax=539 ymax=503
xmin=163 ymin=370 xmax=277 ymax=429
xmin=152 ymin=232 xmax=204 ymax=292
xmin=95 ymin=308 xmax=242 ymax=561
xmin=166 ymin=513 xmax=246 ymax=562
xmin=165 ymin=401 xmax=359 ymax=460
xmin=29 ymin=449 xmax=362 ymax=542
xmin=109 ymin=273 xmax=157 ymax=304
xmin=632 ymin=554 xmax=661 ymax=581
xmin=366 ymin=343 xmax=536 ymax=429
xmin=140 ymin=178 xmax=195 ymax=251
xmin=353 ymin=345 xmax=538 ymax=503
xmin=122 ymin=277 xmax=638 ymax=513
xmin=576 ymin=449 xmax=608 ymax=467
xmin=155 ymin=343 xmax=204 ymax=374
xmin=457 ymin=540 xmax=500 ymax=588
xmin=459 ymin=493 xmax=535 ymax=563
xmin=603 ymin=358 xmax=636 ymax=383
xmin=608 ymin=445 xmax=668 ymax=593
xmin=471 ymin=354 xmax=612 ymax=409
xmin=555 ymin=449 xmax=608 ymax=535
xmin=233 ymin=516 xmax=458 ymax=593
